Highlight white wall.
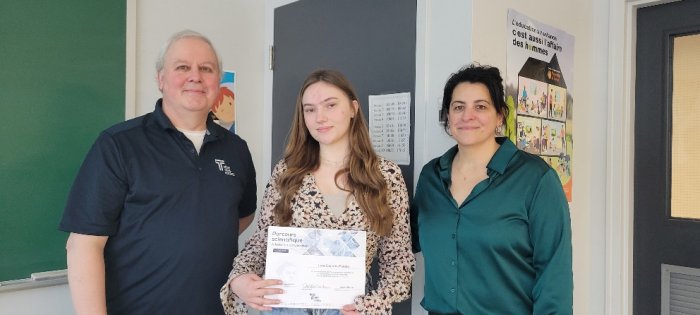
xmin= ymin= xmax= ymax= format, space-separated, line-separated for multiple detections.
xmin=411 ymin=0 xmax=474 ymax=313
xmin=132 ymin=0 xmax=266 ymax=222
xmin=0 ymin=1 xmax=612 ymax=314
xmin=469 ymin=1 xmax=609 ymax=314
xmin=0 ymin=284 xmax=74 ymax=315
xmin=412 ymin=1 xmax=609 ymax=314
xmin=131 ymin=0 xmax=266 ymax=246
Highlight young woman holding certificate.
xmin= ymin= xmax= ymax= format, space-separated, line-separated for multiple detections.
xmin=220 ymin=69 xmax=415 ymax=315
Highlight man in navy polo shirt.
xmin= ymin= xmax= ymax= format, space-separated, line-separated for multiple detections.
xmin=59 ymin=30 xmax=257 ymax=315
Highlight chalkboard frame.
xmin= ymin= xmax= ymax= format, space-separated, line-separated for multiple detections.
xmin=0 ymin=0 xmax=126 ymax=284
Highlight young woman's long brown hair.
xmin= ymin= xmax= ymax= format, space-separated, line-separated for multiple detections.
xmin=273 ymin=69 xmax=393 ymax=236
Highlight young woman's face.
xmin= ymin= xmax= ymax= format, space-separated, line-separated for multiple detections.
xmin=301 ymin=81 xmax=358 ymax=149
xmin=448 ymin=82 xmax=502 ymax=147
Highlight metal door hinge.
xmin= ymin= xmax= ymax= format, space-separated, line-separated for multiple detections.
xmin=268 ymin=45 xmax=275 ymax=70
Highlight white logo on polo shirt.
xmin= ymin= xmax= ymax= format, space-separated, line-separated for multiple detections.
xmin=214 ymin=159 xmax=236 ymax=176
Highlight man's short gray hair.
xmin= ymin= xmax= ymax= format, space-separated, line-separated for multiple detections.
xmin=155 ymin=30 xmax=222 ymax=76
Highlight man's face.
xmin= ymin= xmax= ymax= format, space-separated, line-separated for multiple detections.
xmin=157 ymin=37 xmax=220 ymax=116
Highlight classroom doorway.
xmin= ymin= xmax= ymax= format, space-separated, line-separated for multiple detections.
xmin=633 ymin=0 xmax=700 ymax=314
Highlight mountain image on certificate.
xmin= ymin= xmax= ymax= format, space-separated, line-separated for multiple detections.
xmin=300 ymin=229 xmax=362 ymax=256
xmin=265 ymin=226 xmax=367 ymax=309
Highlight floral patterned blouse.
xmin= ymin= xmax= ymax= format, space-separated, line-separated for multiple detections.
xmin=220 ymin=158 xmax=415 ymax=314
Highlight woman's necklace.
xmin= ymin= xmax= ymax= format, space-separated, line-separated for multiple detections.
xmin=321 ymin=156 xmax=348 ymax=167
xmin=455 ymin=167 xmax=470 ymax=182
xmin=453 ymin=153 xmax=487 ymax=182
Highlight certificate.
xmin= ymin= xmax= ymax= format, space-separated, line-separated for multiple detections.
xmin=264 ymin=226 xmax=366 ymax=309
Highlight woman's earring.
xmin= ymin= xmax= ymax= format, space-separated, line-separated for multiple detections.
xmin=496 ymin=125 xmax=504 ymax=135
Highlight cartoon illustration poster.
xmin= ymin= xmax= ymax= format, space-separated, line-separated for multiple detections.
xmin=211 ymin=71 xmax=236 ymax=134
xmin=506 ymin=9 xmax=574 ymax=201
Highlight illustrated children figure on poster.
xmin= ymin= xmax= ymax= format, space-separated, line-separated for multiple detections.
xmin=541 ymin=119 xmax=566 ymax=156
xmin=517 ymin=77 xmax=548 ymax=118
xmin=548 ymin=85 xmax=567 ymax=121
xmin=516 ymin=115 xmax=542 ymax=155
xmin=210 ymin=71 xmax=237 ymax=133
xmin=211 ymin=86 xmax=236 ymax=132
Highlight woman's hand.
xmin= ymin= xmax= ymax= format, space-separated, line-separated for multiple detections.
xmin=341 ymin=304 xmax=361 ymax=315
xmin=228 ymin=273 xmax=283 ymax=311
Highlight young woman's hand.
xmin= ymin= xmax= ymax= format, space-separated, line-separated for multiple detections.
xmin=341 ymin=304 xmax=361 ymax=315
xmin=228 ymin=273 xmax=283 ymax=311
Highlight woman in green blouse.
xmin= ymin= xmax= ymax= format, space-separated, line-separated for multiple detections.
xmin=411 ymin=64 xmax=572 ymax=315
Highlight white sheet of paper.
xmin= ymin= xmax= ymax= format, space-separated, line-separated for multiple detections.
xmin=369 ymin=92 xmax=411 ymax=165
xmin=264 ymin=226 xmax=366 ymax=309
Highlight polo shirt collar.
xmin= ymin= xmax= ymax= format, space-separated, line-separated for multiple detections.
xmin=437 ymin=137 xmax=518 ymax=180
xmin=150 ymin=98 xmax=224 ymax=140
xmin=151 ymin=99 xmax=176 ymax=131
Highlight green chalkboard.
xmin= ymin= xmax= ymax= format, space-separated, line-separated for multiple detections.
xmin=0 ymin=1 xmax=125 ymax=282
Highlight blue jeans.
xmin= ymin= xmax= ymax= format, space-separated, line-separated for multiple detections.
xmin=261 ymin=308 xmax=341 ymax=315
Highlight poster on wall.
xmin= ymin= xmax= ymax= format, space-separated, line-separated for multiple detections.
xmin=210 ymin=71 xmax=237 ymax=134
xmin=506 ymin=9 xmax=574 ymax=202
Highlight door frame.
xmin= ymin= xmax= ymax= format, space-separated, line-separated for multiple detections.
xmin=263 ymin=0 xmax=436 ymax=190
xmin=605 ymin=1 xmax=681 ymax=314
xmin=263 ymin=0 xmax=298 ymax=185
xmin=125 ymin=0 xmax=137 ymax=120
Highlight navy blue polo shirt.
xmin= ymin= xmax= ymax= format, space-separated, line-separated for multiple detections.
xmin=60 ymin=99 xmax=256 ymax=315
